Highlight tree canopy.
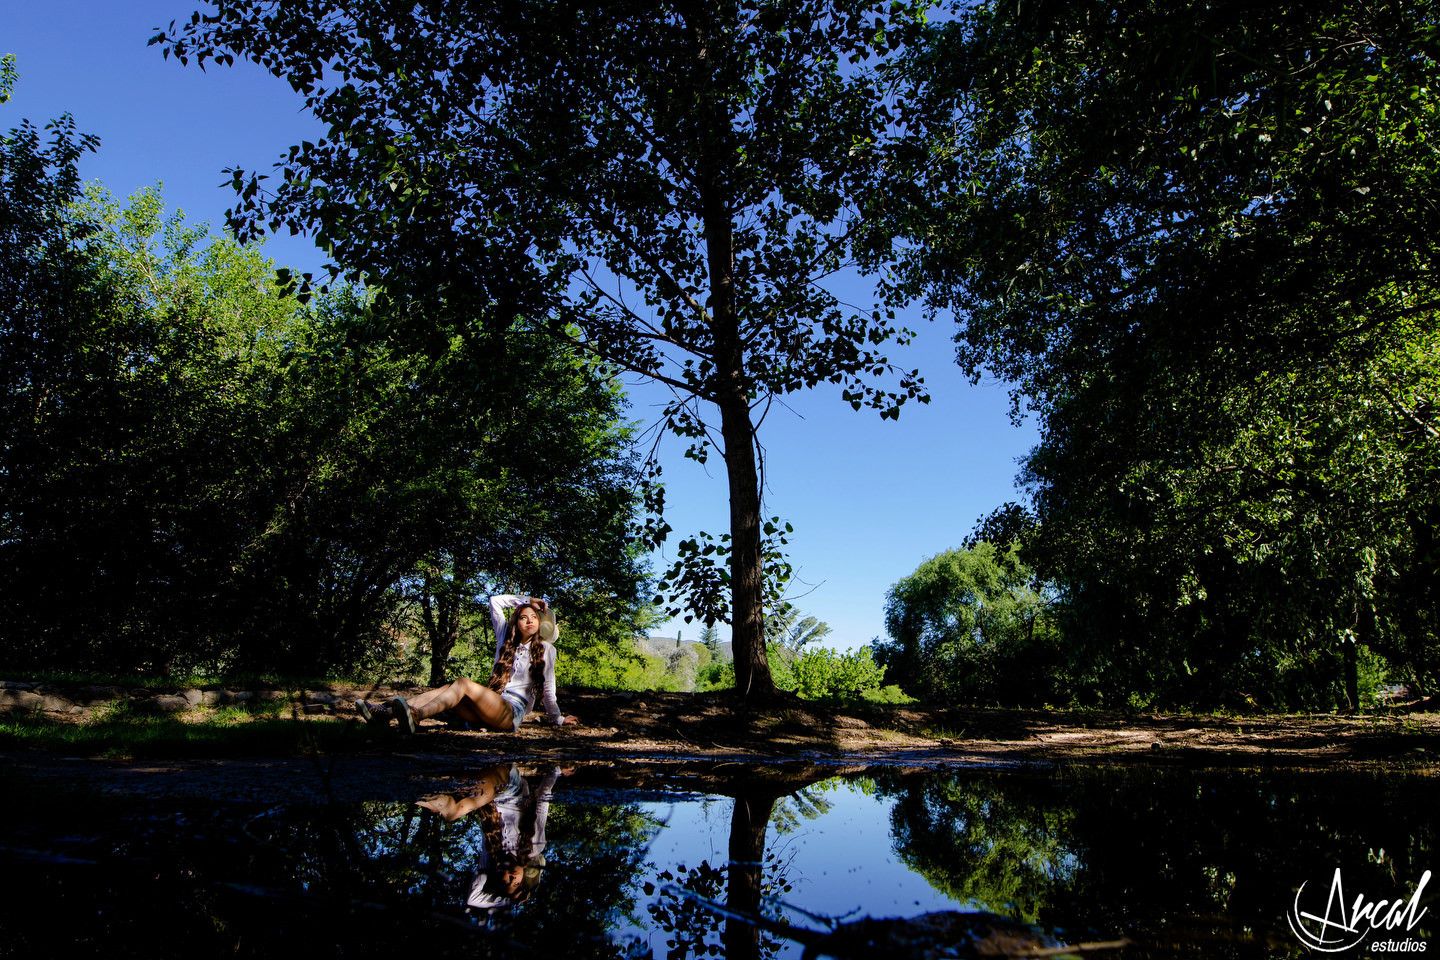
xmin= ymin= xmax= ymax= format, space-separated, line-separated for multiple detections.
xmin=878 ymin=543 xmax=1058 ymax=704
xmin=897 ymin=0 xmax=1440 ymax=707
xmin=1 ymin=104 xmax=643 ymax=675
xmin=155 ymin=0 xmax=933 ymax=698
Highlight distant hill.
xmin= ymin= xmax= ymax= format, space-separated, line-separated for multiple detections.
xmin=638 ymin=635 xmax=732 ymax=663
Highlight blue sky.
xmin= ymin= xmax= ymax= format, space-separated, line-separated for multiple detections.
xmin=4 ymin=1 xmax=1038 ymax=651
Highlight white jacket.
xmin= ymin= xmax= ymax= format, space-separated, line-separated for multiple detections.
xmin=489 ymin=594 xmax=563 ymax=725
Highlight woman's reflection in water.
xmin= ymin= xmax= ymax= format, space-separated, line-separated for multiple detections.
xmin=415 ymin=763 xmax=565 ymax=914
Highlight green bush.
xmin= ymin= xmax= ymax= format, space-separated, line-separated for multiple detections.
xmin=792 ymin=646 xmax=889 ymax=700
xmin=770 ymin=643 xmax=896 ymax=702
xmin=696 ymin=661 xmax=735 ymax=691
xmin=556 ymin=640 xmax=674 ymax=691
xmin=862 ymin=684 xmax=916 ymax=705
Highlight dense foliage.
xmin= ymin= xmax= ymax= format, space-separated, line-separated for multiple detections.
xmin=877 ymin=543 xmax=1060 ymax=705
xmin=0 ymin=112 xmax=644 ymax=677
xmin=773 ymin=643 xmax=899 ymax=701
xmin=898 ymin=0 xmax=1440 ymax=708
xmin=154 ymin=0 xmax=933 ymax=699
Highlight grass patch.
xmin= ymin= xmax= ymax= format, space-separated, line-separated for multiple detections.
xmin=914 ymin=725 xmax=968 ymax=741
xmin=0 ymin=701 xmax=365 ymax=759
xmin=195 ymin=699 xmax=289 ymax=722
xmin=7 ymin=669 xmax=377 ymax=690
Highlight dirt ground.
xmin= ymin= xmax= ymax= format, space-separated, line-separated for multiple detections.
xmin=474 ymin=689 xmax=1440 ymax=768
xmin=5 ymin=689 xmax=1438 ymax=803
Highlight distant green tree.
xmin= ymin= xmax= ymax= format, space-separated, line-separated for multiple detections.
xmin=765 ymin=601 xmax=834 ymax=651
xmin=877 ymin=543 xmax=1059 ymax=705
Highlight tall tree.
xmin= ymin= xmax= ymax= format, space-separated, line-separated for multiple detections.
xmin=0 ymin=147 xmax=642 ymax=675
xmin=156 ymin=0 xmax=932 ymax=699
xmin=0 ymin=105 xmax=109 ymax=665
xmin=878 ymin=543 xmax=1057 ymax=704
xmin=897 ymin=0 xmax=1440 ymax=706
xmin=699 ymin=624 xmax=720 ymax=657
xmin=400 ymin=323 xmax=646 ymax=686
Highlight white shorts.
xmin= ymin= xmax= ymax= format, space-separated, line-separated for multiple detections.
xmin=500 ymin=695 xmax=525 ymax=732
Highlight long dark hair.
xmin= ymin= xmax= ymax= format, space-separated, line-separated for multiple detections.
xmin=487 ymin=602 xmax=548 ymax=695
xmin=473 ymin=779 xmax=544 ymax=906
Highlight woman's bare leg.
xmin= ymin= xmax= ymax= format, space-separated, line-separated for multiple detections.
xmin=404 ymin=677 xmax=515 ymax=731
xmin=405 ymin=681 xmax=457 ymax=714
xmin=415 ymin=766 xmax=510 ymax=821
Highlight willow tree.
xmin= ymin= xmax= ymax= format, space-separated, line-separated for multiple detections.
xmin=158 ymin=0 xmax=930 ymax=697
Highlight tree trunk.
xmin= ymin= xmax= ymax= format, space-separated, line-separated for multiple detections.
xmin=724 ymin=789 xmax=779 ymax=960
xmin=1344 ymin=598 xmax=1370 ymax=714
xmin=429 ymin=602 xmax=460 ymax=688
xmin=419 ymin=569 xmax=462 ymax=687
xmin=719 ymin=390 xmax=775 ymax=699
xmin=701 ymin=77 xmax=775 ymax=700
xmin=1342 ymin=637 xmax=1359 ymax=713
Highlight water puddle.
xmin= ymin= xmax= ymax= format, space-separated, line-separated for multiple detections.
xmin=1 ymin=761 xmax=1435 ymax=957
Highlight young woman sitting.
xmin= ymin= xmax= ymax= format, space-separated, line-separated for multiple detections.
xmin=359 ymin=594 xmax=577 ymax=733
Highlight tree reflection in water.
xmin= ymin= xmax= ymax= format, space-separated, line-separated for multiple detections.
xmin=225 ymin=762 xmax=666 ymax=957
xmin=863 ymin=767 xmax=1439 ymax=957
xmin=646 ymin=783 xmax=826 ymax=960
xmin=3 ymin=763 xmax=1436 ymax=958
xmin=355 ymin=763 xmax=662 ymax=955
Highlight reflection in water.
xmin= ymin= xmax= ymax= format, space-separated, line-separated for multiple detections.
xmin=0 ymin=763 xmax=1435 ymax=958
xmin=414 ymin=764 xmax=561 ymax=913
xmin=864 ymin=768 xmax=1439 ymax=957
xmin=726 ymin=787 xmax=782 ymax=960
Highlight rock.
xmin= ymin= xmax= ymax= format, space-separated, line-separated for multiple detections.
xmin=200 ymin=690 xmax=227 ymax=707
xmin=0 ymin=689 xmax=43 ymax=712
xmin=253 ymin=690 xmax=286 ymax=703
xmin=75 ymin=685 xmax=124 ymax=703
xmin=38 ymin=693 xmax=77 ymax=713
xmin=228 ymin=690 xmax=254 ymax=704
xmin=144 ymin=695 xmax=191 ymax=714
xmin=181 ymin=689 xmax=204 ymax=707
xmin=0 ymin=681 xmax=35 ymax=690
xmin=302 ymin=703 xmax=331 ymax=715
xmin=305 ymin=691 xmax=339 ymax=705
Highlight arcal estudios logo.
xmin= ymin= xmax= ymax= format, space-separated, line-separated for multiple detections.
xmin=1289 ymin=867 xmax=1432 ymax=953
